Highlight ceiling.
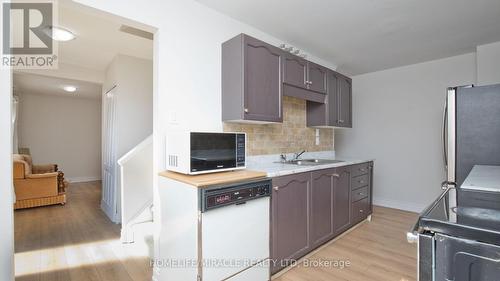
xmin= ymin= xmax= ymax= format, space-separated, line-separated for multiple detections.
xmin=14 ymin=73 xmax=102 ymax=99
xmin=13 ymin=0 xmax=153 ymax=98
xmin=196 ymin=0 xmax=500 ymax=75
xmin=54 ymin=0 xmax=153 ymax=72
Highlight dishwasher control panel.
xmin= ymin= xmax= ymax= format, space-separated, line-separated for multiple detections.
xmin=201 ymin=179 xmax=271 ymax=212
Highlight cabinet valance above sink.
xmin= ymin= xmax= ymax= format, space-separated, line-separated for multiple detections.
xmin=221 ymin=33 xmax=352 ymax=128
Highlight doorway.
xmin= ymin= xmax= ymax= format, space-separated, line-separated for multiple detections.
xmin=9 ymin=1 xmax=156 ymax=280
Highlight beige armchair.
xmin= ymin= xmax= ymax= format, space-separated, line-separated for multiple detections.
xmin=13 ymin=154 xmax=68 ymax=209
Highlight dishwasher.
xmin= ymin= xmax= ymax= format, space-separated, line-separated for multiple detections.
xmin=200 ymin=179 xmax=271 ymax=281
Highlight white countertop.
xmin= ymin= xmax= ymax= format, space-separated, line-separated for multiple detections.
xmin=246 ymin=151 xmax=373 ymax=177
xmin=461 ymin=165 xmax=500 ymax=192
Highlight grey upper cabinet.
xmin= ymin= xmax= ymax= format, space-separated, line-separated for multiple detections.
xmin=306 ymin=70 xmax=352 ymax=128
xmin=307 ymin=62 xmax=328 ymax=94
xmin=222 ymin=34 xmax=283 ymax=123
xmin=338 ymin=75 xmax=352 ymax=127
xmin=283 ymin=54 xmax=327 ymax=94
xmin=222 ymin=33 xmax=352 ymax=125
xmin=271 ymin=173 xmax=311 ymax=274
xmin=283 ymin=54 xmax=308 ymax=90
xmin=310 ymin=169 xmax=335 ymax=248
xmin=333 ymin=166 xmax=351 ymax=234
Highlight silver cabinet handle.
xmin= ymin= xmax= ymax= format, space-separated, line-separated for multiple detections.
xmin=358 ymin=192 xmax=364 ymax=195
xmin=273 ymin=186 xmax=279 ymax=191
xmin=359 ymin=168 xmax=366 ymax=172
xmin=359 ymin=180 xmax=365 ymax=184
xmin=329 ymin=173 xmax=340 ymax=178
xmin=338 ymin=120 xmax=344 ymax=123
xmin=359 ymin=209 xmax=364 ymax=213
xmin=244 ymin=108 xmax=249 ymax=113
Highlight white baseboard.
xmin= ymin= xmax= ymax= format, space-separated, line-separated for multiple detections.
xmin=67 ymin=176 xmax=101 ymax=183
xmin=373 ymin=197 xmax=426 ymax=213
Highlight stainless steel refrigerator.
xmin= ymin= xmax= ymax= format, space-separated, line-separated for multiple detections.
xmin=443 ymin=83 xmax=500 ymax=190
xmin=408 ymin=83 xmax=500 ymax=281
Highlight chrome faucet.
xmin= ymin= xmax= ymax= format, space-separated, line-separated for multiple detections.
xmin=279 ymin=154 xmax=287 ymax=162
xmin=292 ymin=150 xmax=306 ymax=161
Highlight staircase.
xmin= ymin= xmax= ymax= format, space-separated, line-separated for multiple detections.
xmin=117 ymin=135 xmax=153 ymax=244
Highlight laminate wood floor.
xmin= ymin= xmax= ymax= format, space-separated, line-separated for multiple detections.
xmin=274 ymin=206 xmax=418 ymax=281
xmin=14 ymin=181 xmax=153 ymax=281
xmin=15 ymin=181 xmax=417 ymax=281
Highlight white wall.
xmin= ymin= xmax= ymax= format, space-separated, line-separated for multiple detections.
xmin=477 ymin=41 xmax=500 ymax=85
xmin=102 ymin=54 xmax=153 ymax=222
xmin=74 ymin=0 xmax=338 ymax=172
xmin=335 ymin=53 xmax=477 ymax=212
xmin=18 ymin=93 xmax=102 ymax=182
xmin=103 ymin=55 xmax=153 ymax=159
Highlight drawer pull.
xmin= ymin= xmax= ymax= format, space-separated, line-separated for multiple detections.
xmin=358 ymin=192 xmax=364 ymax=196
xmin=359 ymin=168 xmax=366 ymax=172
xmin=359 ymin=209 xmax=364 ymax=213
xmin=273 ymin=186 xmax=279 ymax=191
xmin=359 ymin=180 xmax=365 ymax=184
xmin=329 ymin=173 xmax=340 ymax=178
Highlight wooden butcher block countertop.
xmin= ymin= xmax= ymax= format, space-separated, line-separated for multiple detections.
xmin=159 ymin=170 xmax=268 ymax=188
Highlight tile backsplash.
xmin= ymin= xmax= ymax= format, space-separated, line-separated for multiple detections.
xmin=223 ymin=96 xmax=334 ymax=155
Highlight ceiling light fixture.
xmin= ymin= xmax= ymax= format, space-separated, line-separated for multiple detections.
xmin=45 ymin=26 xmax=76 ymax=42
xmin=63 ymin=86 xmax=77 ymax=93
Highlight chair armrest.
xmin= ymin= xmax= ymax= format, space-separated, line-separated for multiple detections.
xmin=32 ymin=164 xmax=58 ymax=174
xmin=26 ymin=172 xmax=59 ymax=179
xmin=13 ymin=161 xmax=26 ymax=179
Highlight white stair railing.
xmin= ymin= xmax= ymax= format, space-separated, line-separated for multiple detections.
xmin=118 ymin=135 xmax=153 ymax=243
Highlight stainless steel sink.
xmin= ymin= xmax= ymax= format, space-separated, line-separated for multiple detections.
xmin=280 ymin=159 xmax=345 ymax=166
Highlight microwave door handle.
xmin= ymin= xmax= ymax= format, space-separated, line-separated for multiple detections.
xmin=442 ymin=98 xmax=448 ymax=170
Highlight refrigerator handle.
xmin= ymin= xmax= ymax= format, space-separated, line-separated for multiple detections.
xmin=442 ymin=97 xmax=448 ymax=170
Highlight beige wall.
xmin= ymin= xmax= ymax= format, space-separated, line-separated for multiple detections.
xmin=224 ymin=96 xmax=334 ymax=155
xmin=18 ymin=93 xmax=102 ymax=182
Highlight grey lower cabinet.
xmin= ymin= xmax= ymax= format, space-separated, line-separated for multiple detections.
xmin=271 ymin=162 xmax=373 ymax=274
xmin=222 ymin=34 xmax=283 ymax=123
xmin=306 ymin=71 xmax=352 ymax=128
xmin=271 ymin=173 xmax=311 ymax=274
xmin=333 ymin=166 xmax=352 ymax=234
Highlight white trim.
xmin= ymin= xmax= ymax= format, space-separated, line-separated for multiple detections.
xmin=117 ymin=135 xmax=153 ymax=165
xmin=67 ymin=176 xmax=102 ymax=183
xmin=373 ymin=197 xmax=426 ymax=213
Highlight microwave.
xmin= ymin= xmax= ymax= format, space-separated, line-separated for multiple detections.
xmin=166 ymin=132 xmax=246 ymax=175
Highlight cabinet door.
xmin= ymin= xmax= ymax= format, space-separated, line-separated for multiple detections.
xmin=333 ymin=166 xmax=351 ymax=234
xmin=310 ymin=169 xmax=335 ymax=247
xmin=244 ymin=36 xmax=283 ymax=122
xmin=338 ymin=76 xmax=352 ymax=127
xmin=282 ymin=54 xmax=308 ymax=89
xmin=327 ymin=71 xmax=340 ymax=125
xmin=271 ymin=173 xmax=310 ymax=274
xmin=307 ymin=62 xmax=327 ymax=94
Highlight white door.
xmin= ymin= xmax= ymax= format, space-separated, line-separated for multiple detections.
xmin=102 ymin=86 xmax=118 ymax=222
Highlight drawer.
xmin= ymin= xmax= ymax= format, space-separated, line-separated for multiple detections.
xmin=351 ymin=174 xmax=369 ymax=190
xmin=351 ymin=197 xmax=370 ymax=223
xmin=351 ymin=163 xmax=370 ymax=177
xmin=351 ymin=186 xmax=369 ymax=202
